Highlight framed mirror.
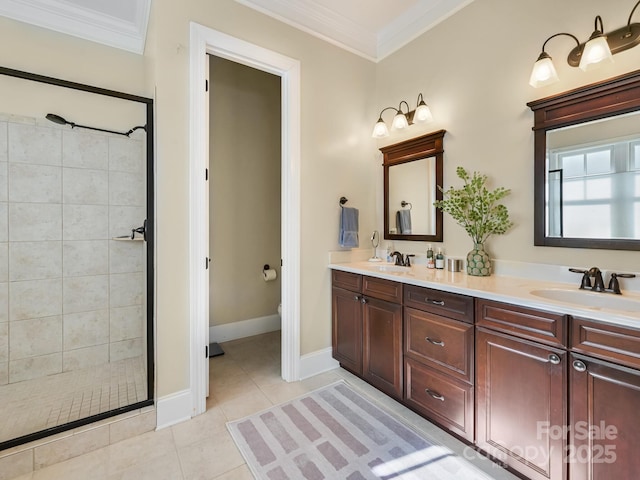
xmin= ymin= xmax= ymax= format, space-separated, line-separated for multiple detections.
xmin=381 ymin=130 xmax=445 ymax=242
xmin=528 ymin=70 xmax=640 ymax=250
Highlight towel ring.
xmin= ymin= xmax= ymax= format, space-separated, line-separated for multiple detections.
xmin=339 ymin=196 xmax=348 ymax=207
xmin=401 ymin=201 xmax=412 ymax=210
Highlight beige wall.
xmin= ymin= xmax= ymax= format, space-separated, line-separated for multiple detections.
xmin=209 ymin=56 xmax=281 ymax=326
xmin=375 ymin=0 xmax=640 ymax=271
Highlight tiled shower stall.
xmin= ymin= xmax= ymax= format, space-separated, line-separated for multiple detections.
xmin=0 ymin=113 xmax=148 ymax=443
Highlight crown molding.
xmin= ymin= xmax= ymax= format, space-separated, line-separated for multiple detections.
xmin=0 ymin=0 xmax=151 ymax=54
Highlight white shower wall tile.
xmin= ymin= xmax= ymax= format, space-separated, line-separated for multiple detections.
xmin=9 ymin=203 xmax=62 ymax=241
xmin=109 ymin=137 xmax=142 ymax=173
xmin=0 ymin=242 xmax=6 ymax=282
xmin=62 ymin=168 xmax=108 ymax=205
xmin=63 ymin=240 xmax=108 ymax=277
xmin=63 ymin=204 xmax=109 ymax=240
xmin=9 ymin=315 xmax=62 ymax=360
xmin=0 ymin=282 xmax=6 ymax=322
xmin=9 ymin=241 xmax=62 ymax=281
xmin=110 ymin=272 xmax=143 ymax=308
xmin=9 ymin=278 xmax=62 ymax=321
xmin=8 ymin=123 xmax=62 ymax=166
xmin=109 ymin=206 xmax=145 ymax=239
xmin=110 ymin=338 xmax=142 ymax=362
xmin=109 ymin=240 xmax=143 ymax=274
xmin=0 ymin=203 xmax=6 ymax=242
xmin=63 ymin=309 xmax=109 ymax=350
xmin=0 ymin=162 xmax=7 ymax=200
xmin=0 ymin=322 xmax=7 ymax=363
xmin=0 ymin=361 xmax=6 ymax=385
xmin=9 ymin=352 xmax=62 ymax=383
xmin=63 ymin=275 xmax=109 ymax=314
xmin=109 ymin=171 xmax=143 ymax=206
xmin=0 ymin=121 xmax=7 ymax=162
xmin=110 ymin=305 xmax=143 ymax=342
xmin=62 ymin=131 xmax=108 ymax=170
xmin=8 ymin=163 xmax=62 ymax=203
xmin=63 ymin=344 xmax=109 ymax=372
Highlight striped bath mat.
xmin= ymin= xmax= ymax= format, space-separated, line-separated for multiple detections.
xmin=227 ymin=381 xmax=493 ymax=479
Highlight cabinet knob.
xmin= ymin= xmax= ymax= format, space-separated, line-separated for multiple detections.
xmin=425 ymin=337 xmax=445 ymax=347
xmin=548 ymin=353 xmax=561 ymax=365
xmin=573 ymin=360 xmax=587 ymax=372
xmin=353 ymin=295 xmax=360 ymax=301
xmin=425 ymin=388 xmax=445 ymax=401
xmin=361 ymin=297 xmax=368 ymax=304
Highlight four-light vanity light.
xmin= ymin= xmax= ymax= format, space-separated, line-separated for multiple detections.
xmin=530 ymin=0 xmax=640 ymax=87
xmin=371 ymin=93 xmax=433 ymax=138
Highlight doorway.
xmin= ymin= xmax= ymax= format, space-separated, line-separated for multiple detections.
xmin=189 ymin=23 xmax=301 ymax=416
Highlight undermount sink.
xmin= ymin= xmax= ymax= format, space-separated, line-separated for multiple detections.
xmin=530 ymin=288 xmax=640 ymax=312
xmin=366 ymin=264 xmax=411 ymax=273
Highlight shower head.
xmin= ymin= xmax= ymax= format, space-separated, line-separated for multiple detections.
xmin=45 ymin=112 xmax=146 ymax=137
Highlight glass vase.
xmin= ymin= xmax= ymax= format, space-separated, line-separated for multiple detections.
xmin=467 ymin=243 xmax=491 ymax=276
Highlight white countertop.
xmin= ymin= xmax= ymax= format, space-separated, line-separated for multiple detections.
xmin=329 ymin=261 xmax=640 ymax=330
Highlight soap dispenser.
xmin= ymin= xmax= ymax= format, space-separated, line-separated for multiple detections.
xmin=435 ymin=248 xmax=445 ymax=269
xmin=386 ymin=242 xmax=395 ymax=263
xmin=426 ymin=245 xmax=435 ymax=269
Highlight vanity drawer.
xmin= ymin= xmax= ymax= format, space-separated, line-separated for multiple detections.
xmin=571 ymin=317 xmax=640 ymax=369
xmin=405 ymin=307 xmax=474 ymax=384
xmin=476 ymin=299 xmax=566 ymax=347
xmin=363 ymin=275 xmax=403 ymax=303
xmin=332 ymin=270 xmax=362 ymax=292
xmin=404 ymin=358 xmax=474 ymax=442
xmin=404 ymin=285 xmax=474 ymax=323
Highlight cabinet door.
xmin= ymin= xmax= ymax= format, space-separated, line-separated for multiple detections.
xmin=362 ymin=296 xmax=403 ymax=400
xmin=332 ymin=287 xmax=363 ymax=375
xmin=570 ymin=354 xmax=640 ymax=480
xmin=476 ymin=328 xmax=567 ymax=480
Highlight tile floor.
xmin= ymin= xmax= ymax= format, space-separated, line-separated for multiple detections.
xmin=7 ymin=332 xmax=519 ymax=479
xmin=0 ymin=356 xmax=147 ymax=444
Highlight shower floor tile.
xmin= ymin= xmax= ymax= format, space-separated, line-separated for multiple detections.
xmin=0 ymin=356 xmax=147 ymax=444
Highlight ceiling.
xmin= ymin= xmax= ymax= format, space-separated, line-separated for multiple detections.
xmin=0 ymin=0 xmax=473 ymax=60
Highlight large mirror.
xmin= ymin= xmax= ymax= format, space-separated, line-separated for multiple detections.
xmin=528 ymin=70 xmax=640 ymax=250
xmin=381 ymin=130 xmax=445 ymax=242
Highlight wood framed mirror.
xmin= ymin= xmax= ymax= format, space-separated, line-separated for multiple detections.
xmin=528 ymin=70 xmax=640 ymax=250
xmin=381 ymin=130 xmax=445 ymax=242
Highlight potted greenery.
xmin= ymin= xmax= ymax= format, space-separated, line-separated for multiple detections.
xmin=434 ymin=167 xmax=513 ymax=276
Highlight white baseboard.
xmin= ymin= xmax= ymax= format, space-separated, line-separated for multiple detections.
xmin=209 ymin=314 xmax=281 ymax=343
xmin=156 ymin=389 xmax=192 ymax=430
xmin=299 ymin=347 xmax=339 ymax=380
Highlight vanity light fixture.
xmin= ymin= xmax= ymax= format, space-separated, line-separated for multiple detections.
xmin=529 ymin=0 xmax=640 ymax=88
xmin=371 ymin=93 xmax=433 ymax=138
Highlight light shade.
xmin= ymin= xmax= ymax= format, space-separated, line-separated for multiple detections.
xmin=579 ymin=35 xmax=613 ymax=71
xmin=391 ymin=111 xmax=409 ymax=130
xmin=529 ymin=53 xmax=559 ymax=88
xmin=371 ymin=118 xmax=389 ymax=138
xmin=413 ymin=102 xmax=433 ymax=123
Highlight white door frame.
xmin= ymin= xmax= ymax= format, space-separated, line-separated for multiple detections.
xmin=189 ymin=22 xmax=301 ymax=415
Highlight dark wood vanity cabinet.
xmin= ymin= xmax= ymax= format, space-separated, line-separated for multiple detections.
xmin=568 ymin=317 xmax=640 ymax=480
xmin=476 ymin=299 xmax=567 ymax=480
xmin=403 ymin=285 xmax=475 ymax=441
xmin=331 ymin=270 xmax=403 ymax=400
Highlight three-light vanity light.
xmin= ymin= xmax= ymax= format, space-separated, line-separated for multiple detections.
xmin=371 ymin=93 xmax=433 ymax=138
xmin=530 ymin=0 xmax=640 ymax=88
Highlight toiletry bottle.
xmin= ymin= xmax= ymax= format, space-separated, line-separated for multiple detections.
xmin=435 ymin=248 xmax=445 ymax=269
xmin=426 ymin=245 xmax=435 ymax=269
xmin=386 ymin=243 xmax=394 ymax=263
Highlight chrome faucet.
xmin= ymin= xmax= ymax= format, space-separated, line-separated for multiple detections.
xmin=569 ymin=267 xmax=636 ymax=294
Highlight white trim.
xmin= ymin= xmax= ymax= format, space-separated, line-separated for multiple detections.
xmin=189 ymin=23 xmax=301 ymax=417
xmin=0 ymin=0 xmax=151 ymax=54
xmin=299 ymin=347 xmax=339 ymax=380
xmin=156 ymin=389 xmax=192 ymax=430
xmin=209 ymin=315 xmax=281 ymax=343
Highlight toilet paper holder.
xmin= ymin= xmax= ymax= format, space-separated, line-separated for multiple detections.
xmin=263 ymin=264 xmax=270 ymax=272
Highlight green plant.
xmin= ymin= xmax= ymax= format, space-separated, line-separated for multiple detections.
xmin=434 ymin=167 xmax=513 ymax=245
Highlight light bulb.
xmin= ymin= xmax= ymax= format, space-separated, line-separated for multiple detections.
xmin=529 ymin=53 xmax=559 ymax=88
xmin=414 ymin=103 xmax=433 ymax=122
xmin=391 ymin=112 xmax=409 ymax=130
xmin=371 ymin=119 xmax=389 ymax=138
xmin=579 ymin=35 xmax=613 ymax=71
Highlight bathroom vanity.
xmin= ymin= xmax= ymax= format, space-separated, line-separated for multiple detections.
xmin=330 ymin=262 xmax=640 ymax=480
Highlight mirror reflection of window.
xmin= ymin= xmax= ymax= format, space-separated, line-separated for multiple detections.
xmin=547 ymin=126 xmax=640 ymax=239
